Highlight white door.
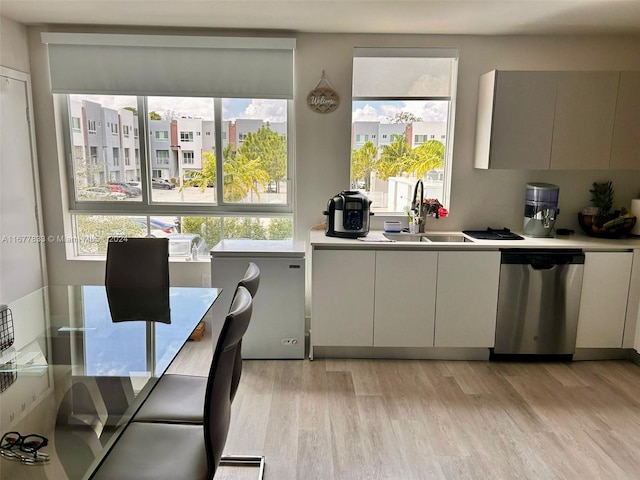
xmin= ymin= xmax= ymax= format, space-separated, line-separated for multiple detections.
xmin=0 ymin=68 xmax=45 ymax=302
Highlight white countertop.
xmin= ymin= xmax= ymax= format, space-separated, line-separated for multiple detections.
xmin=210 ymin=239 xmax=306 ymax=257
xmin=309 ymin=229 xmax=640 ymax=251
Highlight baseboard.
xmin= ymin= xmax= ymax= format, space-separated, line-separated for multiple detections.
xmin=311 ymin=346 xmax=490 ymax=361
xmin=572 ymin=348 xmax=632 ymax=361
xmin=629 ymin=349 xmax=640 ymax=367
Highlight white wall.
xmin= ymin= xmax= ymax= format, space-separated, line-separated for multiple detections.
xmin=0 ymin=17 xmax=46 ymax=302
xmin=0 ymin=16 xmax=30 ymax=73
xmin=295 ymin=33 xmax=640 ymax=240
xmin=22 ymin=26 xmax=640 ymax=286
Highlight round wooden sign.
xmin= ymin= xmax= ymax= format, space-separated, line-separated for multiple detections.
xmin=307 ymin=87 xmax=340 ymax=114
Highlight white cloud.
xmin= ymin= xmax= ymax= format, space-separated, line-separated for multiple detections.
xmin=239 ymin=99 xmax=287 ymax=122
xmin=352 ymin=104 xmax=386 ymax=122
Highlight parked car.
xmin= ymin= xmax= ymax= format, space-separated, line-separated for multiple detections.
xmin=109 ymin=182 xmax=141 ymax=197
xmin=152 ymin=178 xmax=176 ymax=190
xmin=167 ymin=233 xmax=208 ymax=259
xmin=78 ymin=186 xmax=126 ymax=201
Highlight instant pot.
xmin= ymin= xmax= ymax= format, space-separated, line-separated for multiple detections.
xmin=323 ymin=190 xmax=373 ymax=238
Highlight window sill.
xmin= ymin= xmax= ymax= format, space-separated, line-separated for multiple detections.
xmin=67 ymin=255 xmax=211 ymax=263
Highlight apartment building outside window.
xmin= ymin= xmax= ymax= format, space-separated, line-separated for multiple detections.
xmin=182 ymin=150 xmax=195 ymax=165
xmin=156 ymin=150 xmax=170 ymax=165
xmin=351 ymin=47 xmax=458 ymax=214
xmin=155 ymin=131 xmax=169 ymax=141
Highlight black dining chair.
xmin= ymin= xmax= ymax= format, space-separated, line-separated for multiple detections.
xmin=104 ymin=237 xmax=171 ymax=323
xmin=91 ymin=286 xmax=254 ymax=480
xmin=130 ymin=263 xmax=264 ymax=477
xmin=133 ymin=261 xmax=260 ymax=422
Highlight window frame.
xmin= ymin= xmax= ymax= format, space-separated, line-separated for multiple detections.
xmin=350 ymin=48 xmax=458 ymax=213
xmin=60 ymin=95 xmax=294 ymax=218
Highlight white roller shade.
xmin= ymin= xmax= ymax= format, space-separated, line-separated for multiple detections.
xmin=353 ymin=47 xmax=457 ymax=99
xmin=41 ymin=33 xmax=295 ymax=99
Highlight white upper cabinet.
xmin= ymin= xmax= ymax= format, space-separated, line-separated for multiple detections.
xmin=550 ymin=71 xmax=619 ymax=170
xmin=610 ymin=71 xmax=640 ymax=170
xmin=475 ymin=70 xmax=557 ymax=169
xmin=475 ymin=70 xmax=638 ymax=170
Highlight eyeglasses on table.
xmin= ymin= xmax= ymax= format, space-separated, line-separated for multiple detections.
xmin=0 ymin=431 xmax=50 ymax=465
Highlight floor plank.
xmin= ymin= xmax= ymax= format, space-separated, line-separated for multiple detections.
xmin=170 ymin=341 xmax=640 ymax=479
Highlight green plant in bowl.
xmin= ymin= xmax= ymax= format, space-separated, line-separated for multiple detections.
xmin=578 ymin=181 xmax=636 ymax=237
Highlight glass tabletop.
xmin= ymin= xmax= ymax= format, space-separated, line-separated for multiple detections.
xmin=0 ymin=285 xmax=220 ymax=480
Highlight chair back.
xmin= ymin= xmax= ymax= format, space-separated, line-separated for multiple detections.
xmin=204 ymin=286 xmax=253 ymax=473
xmin=230 ymin=262 xmax=261 ymax=401
xmin=239 ymin=261 xmax=260 ymax=298
xmin=105 ymin=238 xmax=170 ymax=322
xmin=105 ymin=237 xmax=169 ymax=289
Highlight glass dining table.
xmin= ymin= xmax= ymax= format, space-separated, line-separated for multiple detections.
xmin=0 ymin=285 xmax=221 ymax=480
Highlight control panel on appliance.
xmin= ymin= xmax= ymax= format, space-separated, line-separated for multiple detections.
xmin=343 ymin=202 xmax=363 ymax=230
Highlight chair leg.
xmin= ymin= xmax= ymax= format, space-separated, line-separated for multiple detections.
xmin=219 ymin=454 xmax=265 ymax=479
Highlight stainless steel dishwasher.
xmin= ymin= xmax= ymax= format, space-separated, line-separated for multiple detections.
xmin=494 ymin=249 xmax=585 ymax=356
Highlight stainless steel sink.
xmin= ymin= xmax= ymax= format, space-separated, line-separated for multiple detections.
xmin=382 ymin=233 xmax=474 ymax=243
xmin=382 ymin=233 xmax=429 ymax=242
xmin=423 ymin=234 xmax=473 ymax=243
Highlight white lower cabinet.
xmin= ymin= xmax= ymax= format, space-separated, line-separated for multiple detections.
xmin=311 ymin=249 xmax=375 ymax=347
xmin=576 ymin=251 xmax=633 ymax=348
xmin=311 ymin=248 xmax=501 ymax=352
xmin=374 ymin=250 xmax=437 ymax=347
xmin=434 ymin=251 xmax=501 ymax=347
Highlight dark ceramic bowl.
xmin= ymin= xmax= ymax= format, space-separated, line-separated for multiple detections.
xmin=578 ymin=212 xmax=636 ymax=238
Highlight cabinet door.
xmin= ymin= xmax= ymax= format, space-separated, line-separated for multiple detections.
xmin=550 ymin=72 xmax=619 ymax=170
xmin=374 ymin=250 xmax=437 ymax=347
xmin=311 ymin=249 xmax=375 ymax=347
xmin=576 ymin=251 xmax=632 ymax=348
xmin=434 ymin=251 xmax=500 ymax=347
xmin=610 ymin=71 xmax=640 ymax=170
xmin=488 ymin=71 xmax=557 ymax=169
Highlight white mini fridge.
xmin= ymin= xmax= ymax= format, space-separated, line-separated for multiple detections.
xmin=210 ymin=239 xmax=305 ymax=359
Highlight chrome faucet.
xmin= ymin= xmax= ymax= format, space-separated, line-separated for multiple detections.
xmin=411 ymin=179 xmax=425 ymax=233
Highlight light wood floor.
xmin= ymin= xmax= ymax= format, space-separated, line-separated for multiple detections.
xmin=170 ymin=332 xmax=640 ymax=480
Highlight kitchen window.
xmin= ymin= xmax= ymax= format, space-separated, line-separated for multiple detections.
xmin=351 ymin=47 xmax=458 ymax=214
xmin=41 ymin=32 xmax=295 ymax=257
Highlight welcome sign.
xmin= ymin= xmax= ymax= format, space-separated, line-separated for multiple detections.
xmin=307 ymin=72 xmax=339 ymax=113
